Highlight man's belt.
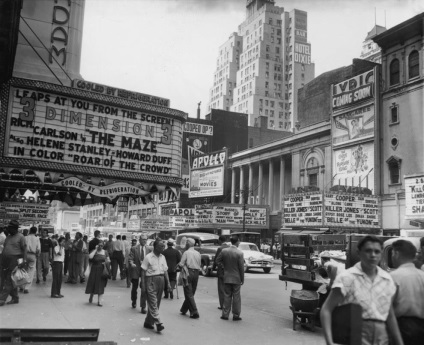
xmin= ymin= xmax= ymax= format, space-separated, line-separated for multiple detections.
xmin=363 ymin=319 xmax=385 ymax=323
xmin=146 ymin=274 xmax=164 ymax=277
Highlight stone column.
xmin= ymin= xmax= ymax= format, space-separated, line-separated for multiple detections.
xmin=280 ymin=158 xmax=285 ymax=209
xmin=258 ymin=162 xmax=263 ymax=205
xmin=268 ymin=159 xmax=274 ymax=209
xmin=231 ymin=168 xmax=236 ymax=204
xmin=239 ymin=166 xmax=245 ymax=205
xmin=248 ymin=164 xmax=253 ymax=205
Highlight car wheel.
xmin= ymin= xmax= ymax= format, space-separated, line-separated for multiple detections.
xmin=263 ymin=267 xmax=271 ymax=273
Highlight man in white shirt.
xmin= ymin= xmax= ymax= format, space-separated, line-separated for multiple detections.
xmin=111 ymin=235 xmax=125 ymax=280
xmin=0 ymin=227 xmax=8 ymax=289
xmin=391 ymin=239 xmax=424 ymax=345
xmin=141 ymin=239 xmax=171 ymax=333
xmin=22 ymin=227 xmax=40 ymax=293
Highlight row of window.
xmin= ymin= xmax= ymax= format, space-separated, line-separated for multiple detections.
xmin=389 ymin=50 xmax=419 ymax=85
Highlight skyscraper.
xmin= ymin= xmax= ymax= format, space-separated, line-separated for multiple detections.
xmin=207 ymin=0 xmax=315 ymax=131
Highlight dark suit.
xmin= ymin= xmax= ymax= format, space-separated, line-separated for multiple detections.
xmin=216 ymin=245 xmax=244 ymax=318
xmin=162 ymin=246 xmax=181 ymax=298
xmin=67 ymin=238 xmax=83 ymax=283
xmin=128 ymin=244 xmax=151 ymax=308
xmin=213 ymin=243 xmax=229 ymax=308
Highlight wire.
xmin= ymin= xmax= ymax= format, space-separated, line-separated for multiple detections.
xmin=18 ymin=30 xmax=64 ymax=86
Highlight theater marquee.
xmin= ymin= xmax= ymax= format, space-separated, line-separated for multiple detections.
xmin=1 ymin=78 xmax=185 ymax=185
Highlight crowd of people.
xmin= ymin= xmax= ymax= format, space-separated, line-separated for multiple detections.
xmin=0 ymin=221 xmax=246 ymax=334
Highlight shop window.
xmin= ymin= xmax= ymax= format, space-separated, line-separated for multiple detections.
xmin=408 ymin=50 xmax=419 ymax=79
xmin=390 ymin=59 xmax=400 ymax=85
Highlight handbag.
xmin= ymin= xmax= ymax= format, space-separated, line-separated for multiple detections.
xmin=101 ymin=263 xmax=111 ymax=279
xmin=11 ymin=267 xmax=31 ymax=288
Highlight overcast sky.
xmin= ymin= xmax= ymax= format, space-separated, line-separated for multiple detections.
xmin=80 ymin=0 xmax=423 ymax=117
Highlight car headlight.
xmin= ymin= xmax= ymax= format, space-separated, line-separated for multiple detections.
xmin=249 ymin=256 xmax=254 ymax=261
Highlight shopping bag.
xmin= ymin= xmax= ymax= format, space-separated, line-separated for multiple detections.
xmin=11 ymin=267 xmax=31 ymax=288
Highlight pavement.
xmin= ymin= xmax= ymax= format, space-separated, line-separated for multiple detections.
xmin=0 ymin=269 xmax=325 ymax=345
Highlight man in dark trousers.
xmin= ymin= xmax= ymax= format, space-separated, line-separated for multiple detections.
xmin=0 ymin=220 xmax=27 ymax=306
xmin=162 ymin=238 xmax=181 ymax=299
xmin=178 ymin=238 xmax=201 ymax=319
xmin=216 ymin=235 xmax=244 ymax=321
xmin=213 ymin=235 xmax=229 ymax=310
xmin=36 ymin=228 xmax=52 ymax=283
xmin=128 ymin=233 xmax=151 ymax=314
xmin=66 ymin=232 xmax=83 ymax=284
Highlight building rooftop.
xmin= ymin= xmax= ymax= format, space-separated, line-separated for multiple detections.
xmin=364 ymin=25 xmax=387 ymax=41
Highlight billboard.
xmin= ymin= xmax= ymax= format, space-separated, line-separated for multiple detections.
xmin=282 ymin=192 xmax=380 ymax=228
xmin=189 ymin=149 xmax=226 ymax=198
xmin=333 ymin=104 xmax=375 ymax=146
xmin=333 ymin=142 xmax=374 ymax=188
xmin=1 ymin=79 xmax=185 ymax=184
xmin=405 ymin=175 xmax=424 ymax=219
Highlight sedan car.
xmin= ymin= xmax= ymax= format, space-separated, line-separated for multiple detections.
xmin=238 ymin=242 xmax=274 ymax=273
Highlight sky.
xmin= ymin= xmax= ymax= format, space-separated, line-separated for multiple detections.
xmin=80 ymin=0 xmax=424 ymax=118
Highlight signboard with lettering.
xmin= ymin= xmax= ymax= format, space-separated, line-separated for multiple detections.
xmin=333 ymin=142 xmax=374 ymax=188
xmin=183 ymin=122 xmax=213 ymax=136
xmin=283 ymin=192 xmax=323 ymax=226
xmin=282 ymin=192 xmax=380 ymax=228
xmin=1 ymin=79 xmax=184 ymax=184
xmin=73 ymin=80 xmax=170 ymax=107
xmin=333 ymin=104 xmax=375 ymax=146
xmin=189 ymin=149 xmax=226 ymax=198
xmin=324 ymin=193 xmax=379 ymax=228
xmin=332 ymin=70 xmax=375 ymax=111
xmin=140 ymin=215 xmax=171 ymax=231
xmin=405 ymin=175 xmax=424 ymax=219
xmin=0 ymin=202 xmax=50 ymax=222
xmin=294 ymin=42 xmax=311 ymax=65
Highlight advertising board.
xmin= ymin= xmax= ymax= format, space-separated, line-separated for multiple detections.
xmin=324 ymin=193 xmax=379 ymax=228
xmin=189 ymin=149 xmax=226 ymax=198
xmin=332 ymin=104 xmax=375 ymax=146
xmin=1 ymin=79 xmax=184 ymax=185
xmin=332 ymin=142 xmax=374 ymax=188
xmin=405 ymin=175 xmax=424 ymax=219
xmin=332 ymin=70 xmax=374 ymax=111
xmin=283 ymin=192 xmax=323 ymax=226
xmin=0 ymin=202 xmax=50 ymax=222
xmin=282 ymin=192 xmax=380 ymax=228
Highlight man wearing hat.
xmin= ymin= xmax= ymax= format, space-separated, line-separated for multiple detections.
xmin=178 ymin=237 xmax=201 ymax=319
xmin=0 ymin=220 xmax=27 ymax=306
xmin=162 ymin=238 xmax=181 ymax=299
xmin=128 ymin=233 xmax=151 ymax=313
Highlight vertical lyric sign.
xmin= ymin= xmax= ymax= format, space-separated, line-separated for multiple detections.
xmin=5 ymin=86 xmax=183 ymax=178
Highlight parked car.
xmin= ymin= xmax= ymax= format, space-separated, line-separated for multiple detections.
xmin=175 ymin=232 xmax=220 ymax=276
xmin=238 ymin=242 xmax=274 ymax=273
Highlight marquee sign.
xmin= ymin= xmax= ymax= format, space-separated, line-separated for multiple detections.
xmin=332 ymin=70 xmax=375 ymax=111
xmin=405 ymin=175 xmax=424 ymax=219
xmin=1 ymin=79 xmax=185 ymax=185
xmin=52 ymin=177 xmax=149 ymax=200
xmin=282 ymin=192 xmax=380 ymax=228
xmin=0 ymin=202 xmax=50 ymax=222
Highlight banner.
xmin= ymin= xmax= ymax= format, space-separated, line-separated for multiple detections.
xmin=53 ymin=177 xmax=149 ymax=200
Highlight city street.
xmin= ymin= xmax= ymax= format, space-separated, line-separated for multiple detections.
xmin=0 ymin=266 xmax=325 ymax=345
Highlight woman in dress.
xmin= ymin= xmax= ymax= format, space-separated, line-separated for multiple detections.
xmin=85 ymin=241 xmax=110 ymax=306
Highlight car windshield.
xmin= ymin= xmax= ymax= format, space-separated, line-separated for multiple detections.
xmin=201 ymin=239 xmax=220 ymax=246
xmin=238 ymin=243 xmax=259 ymax=251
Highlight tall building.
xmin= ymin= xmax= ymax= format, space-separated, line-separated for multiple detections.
xmin=207 ymin=0 xmax=315 ymax=132
xmin=360 ymin=25 xmax=386 ymax=63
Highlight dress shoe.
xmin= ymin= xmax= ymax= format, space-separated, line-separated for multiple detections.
xmin=190 ymin=314 xmax=200 ymax=319
xmin=141 ymin=307 xmax=147 ymax=314
xmin=6 ymin=299 xmax=19 ymax=305
xmin=97 ymin=302 xmax=103 ymax=307
xmin=51 ymin=295 xmax=60 ymax=298
xmin=143 ymin=322 xmax=154 ymax=330
xmin=220 ymin=316 xmax=229 ymax=320
xmin=156 ymin=323 xmax=164 ymax=332
xmin=163 ymin=295 xmax=168 ymax=299
xmin=180 ymin=309 xmax=187 ymax=315
xmin=58 ymin=295 xmax=64 ymax=298
xmin=132 ymin=302 xmax=136 ymax=308
xmin=23 ymin=289 xmax=29 ymax=294
xmin=233 ymin=316 xmax=242 ymax=321
xmin=217 ymin=307 xmax=222 ymax=310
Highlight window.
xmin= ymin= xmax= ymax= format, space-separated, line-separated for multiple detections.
xmin=387 ymin=156 xmax=401 ymax=184
xmin=249 ymin=138 xmax=254 ymax=148
xmin=409 ymin=50 xmax=419 ymax=79
xmin=390 ymin=59 xmax=400 ymax=85
xmin=309 ymin=173 xmax=318 ymax=186
xmin=390 ymin=104 xmax=399 ymax=123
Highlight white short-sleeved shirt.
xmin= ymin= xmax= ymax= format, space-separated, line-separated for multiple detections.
xmin=141 ymin=252 xmax=168 ymax=276
xmin=332 ymin=262 xmax=396 ymax=321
